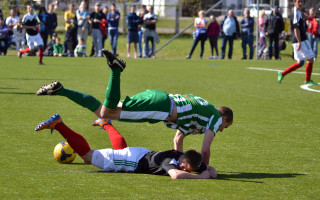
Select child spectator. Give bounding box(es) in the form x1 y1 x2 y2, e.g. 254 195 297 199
74 38 87 57
44 32 57 56
207 15 220 59
53 37 63 57
12 19 26 56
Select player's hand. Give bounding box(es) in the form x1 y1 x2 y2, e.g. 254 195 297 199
207 166 218 179
297 42 301 51
82 26 85 31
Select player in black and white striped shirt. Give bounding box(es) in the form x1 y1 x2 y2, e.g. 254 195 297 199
19 5 44 65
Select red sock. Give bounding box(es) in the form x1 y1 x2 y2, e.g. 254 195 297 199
282 62 302 77
306 62 313 82
39 48 44 63
20 48 30 54
103 124 127 150
55 122 91 156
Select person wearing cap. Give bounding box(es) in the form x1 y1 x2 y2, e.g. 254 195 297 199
90 2 104 57
264 5 284 60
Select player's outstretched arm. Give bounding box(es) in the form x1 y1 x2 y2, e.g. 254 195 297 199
168 169 211 179
201 129 215 165
173 130 185 152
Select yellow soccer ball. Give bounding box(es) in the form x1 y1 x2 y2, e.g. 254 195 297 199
53 141 76 164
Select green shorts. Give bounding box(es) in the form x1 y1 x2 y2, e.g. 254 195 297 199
120 90 171 123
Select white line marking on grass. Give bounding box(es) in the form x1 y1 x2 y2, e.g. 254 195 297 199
247 67 320 76
300 84 320 93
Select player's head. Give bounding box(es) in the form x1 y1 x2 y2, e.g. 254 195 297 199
179 150 202 172
218 106 233 132
26 5 33 14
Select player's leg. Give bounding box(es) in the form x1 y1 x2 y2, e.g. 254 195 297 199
92 119 127 150
36 80 103 115
35 34 44 64
35 114 92 163
19 34 32 57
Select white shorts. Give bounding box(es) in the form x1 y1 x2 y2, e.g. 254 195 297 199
26 33 43 50
91 147 151 172
292 40 315 61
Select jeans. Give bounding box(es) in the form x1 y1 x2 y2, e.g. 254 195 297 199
188 33 207 58
241 34 254 59
307 32 319 58
0 39 8 55
313 36 319 58
92 28 102 57
138 29 145 57
108 29 119 55
268 33 279 59
221 35 234 59
258 37 267 58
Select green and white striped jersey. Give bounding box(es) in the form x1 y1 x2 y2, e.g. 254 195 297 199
164 94 222 136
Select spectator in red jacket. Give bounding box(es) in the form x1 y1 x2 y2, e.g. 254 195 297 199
207 15 220 59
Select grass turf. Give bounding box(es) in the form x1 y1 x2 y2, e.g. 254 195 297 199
1 38 320 199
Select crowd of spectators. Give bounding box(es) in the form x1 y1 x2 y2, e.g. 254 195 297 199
187 6 320 60
0 4 319 60
0 3 158 58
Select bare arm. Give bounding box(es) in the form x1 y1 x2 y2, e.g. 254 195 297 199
173 130 185 152
201 129 215 165
294 28 301 51
168 169 211 179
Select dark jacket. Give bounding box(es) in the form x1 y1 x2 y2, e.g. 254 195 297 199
265 12 284 35
220 16 240 39
126 12 140 31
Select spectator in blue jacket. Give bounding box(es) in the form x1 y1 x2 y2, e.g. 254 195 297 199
220 9 240 59
0 16 9 55
38 7 49 49
126 6 140 58
240 9 254 59
107 3 120 56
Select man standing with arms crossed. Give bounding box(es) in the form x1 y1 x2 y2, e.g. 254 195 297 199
278 0 317 85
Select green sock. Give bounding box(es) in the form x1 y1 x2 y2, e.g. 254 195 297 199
103 68 121 109
56 88 101 112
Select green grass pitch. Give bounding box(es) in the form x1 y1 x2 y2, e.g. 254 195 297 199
0 36 320 199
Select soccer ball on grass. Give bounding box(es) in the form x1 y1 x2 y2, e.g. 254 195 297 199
53 141 76 164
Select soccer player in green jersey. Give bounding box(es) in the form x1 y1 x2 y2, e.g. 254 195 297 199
36 49 233 165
